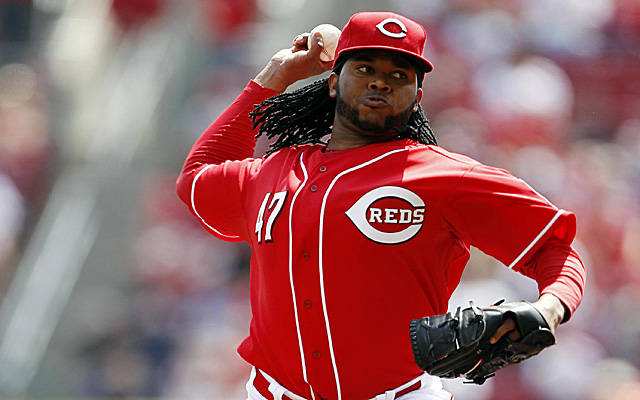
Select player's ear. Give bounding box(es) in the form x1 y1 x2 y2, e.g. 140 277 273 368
413 88 423 112
328 72 338 98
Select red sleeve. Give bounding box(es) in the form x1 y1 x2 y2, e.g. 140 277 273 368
519 238 586 320
443 163 585 317
176 80 279 240
444 163 576 268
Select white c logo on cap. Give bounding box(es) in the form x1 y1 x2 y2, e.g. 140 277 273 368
376 18 408 39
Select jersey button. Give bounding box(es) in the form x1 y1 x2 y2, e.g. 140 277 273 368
310 184 318 192
304 300 312 308
303 252 310 260
313 350 321 359
319 166 327 172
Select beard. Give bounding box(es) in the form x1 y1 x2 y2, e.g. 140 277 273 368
335 89 416 136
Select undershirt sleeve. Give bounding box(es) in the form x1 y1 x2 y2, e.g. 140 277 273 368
176 80 279 241
520 238 585 320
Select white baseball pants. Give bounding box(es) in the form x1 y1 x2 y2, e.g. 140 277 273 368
245 367 453 400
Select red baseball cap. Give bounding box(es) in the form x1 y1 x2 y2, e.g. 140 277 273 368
333 11 434 74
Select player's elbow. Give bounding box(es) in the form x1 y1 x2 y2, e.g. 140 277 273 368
175 172 193 207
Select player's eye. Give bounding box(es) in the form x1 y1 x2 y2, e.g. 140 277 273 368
390 71 408 79
356 65 374 74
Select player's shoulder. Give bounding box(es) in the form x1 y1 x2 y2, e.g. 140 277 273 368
260 144 324 164
405 140 481 168
406 142 531 186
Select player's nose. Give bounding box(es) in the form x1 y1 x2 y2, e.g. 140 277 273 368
368 74 391 92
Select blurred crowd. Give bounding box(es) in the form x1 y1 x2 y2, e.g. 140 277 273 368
0 0 55 299
1 0 640 399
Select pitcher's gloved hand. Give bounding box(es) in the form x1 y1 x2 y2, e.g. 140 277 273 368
409 300 556 384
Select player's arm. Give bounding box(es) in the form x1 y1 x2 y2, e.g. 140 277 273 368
176 31 332 206
175 31 333 239
443 163 586 340
491 239 584 343
175 80 275 209
254 31 334 92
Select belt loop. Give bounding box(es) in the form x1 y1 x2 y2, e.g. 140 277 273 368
420 372 429 388
269 381 287 400
374 390 395 400
246 367 257 395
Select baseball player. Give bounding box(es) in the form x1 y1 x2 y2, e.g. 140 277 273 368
176 11 586 400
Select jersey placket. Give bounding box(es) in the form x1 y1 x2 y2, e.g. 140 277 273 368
291 147 413 400
289 151 340 400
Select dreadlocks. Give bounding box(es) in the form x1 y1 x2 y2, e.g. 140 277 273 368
250 79 335 155
250 75 438 156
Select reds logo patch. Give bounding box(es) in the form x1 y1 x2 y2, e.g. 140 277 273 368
345 186 425 244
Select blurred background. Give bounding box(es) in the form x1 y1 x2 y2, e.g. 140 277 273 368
0 0 638 399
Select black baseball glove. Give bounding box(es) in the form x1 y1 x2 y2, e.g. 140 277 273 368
409 300 555 384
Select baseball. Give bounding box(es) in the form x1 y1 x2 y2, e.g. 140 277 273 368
308 24 341 62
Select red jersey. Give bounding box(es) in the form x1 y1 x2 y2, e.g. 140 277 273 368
176 81 586 400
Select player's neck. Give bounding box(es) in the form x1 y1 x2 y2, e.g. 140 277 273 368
327 120 399 150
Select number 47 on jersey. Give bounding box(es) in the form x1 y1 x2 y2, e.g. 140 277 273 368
255 191 288 243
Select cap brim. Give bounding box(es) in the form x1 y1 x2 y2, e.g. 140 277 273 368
335 46 434 74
